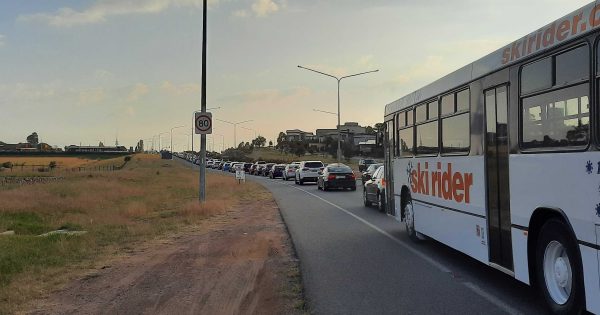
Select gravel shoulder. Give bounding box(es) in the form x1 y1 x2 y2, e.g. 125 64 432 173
26 194 304 315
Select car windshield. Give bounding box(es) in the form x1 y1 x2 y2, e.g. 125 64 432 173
328 166 352 173
367 164 382 173
305 162 323 168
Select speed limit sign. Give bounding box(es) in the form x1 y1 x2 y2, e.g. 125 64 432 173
194 112 212 134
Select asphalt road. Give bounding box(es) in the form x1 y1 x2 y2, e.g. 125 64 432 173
184 160 549 314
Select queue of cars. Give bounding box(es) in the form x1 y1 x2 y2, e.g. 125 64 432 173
174 153 385 211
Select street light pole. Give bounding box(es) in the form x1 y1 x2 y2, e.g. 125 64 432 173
170 125 185 157
213 133 225 152
298 65 378 162
240 126 257 141
215 118 253 148
158 132 169 152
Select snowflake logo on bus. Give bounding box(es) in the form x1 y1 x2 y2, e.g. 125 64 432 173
586 161 594 174
406 161 413 184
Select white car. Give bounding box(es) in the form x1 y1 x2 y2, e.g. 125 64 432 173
295 161 324 185
283 164 299 181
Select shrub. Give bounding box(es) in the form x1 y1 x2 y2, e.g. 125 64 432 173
48 161 57 169
2 162 13 169
124 156 132 162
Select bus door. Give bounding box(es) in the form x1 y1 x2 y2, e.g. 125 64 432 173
384 119 395 215
484 85 513 270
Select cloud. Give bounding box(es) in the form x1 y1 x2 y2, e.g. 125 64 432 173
79 88 106 105
358 55 373 68
127 83 149 101
94 69 114 81
161 81 200 95
18 0 219 27
126 106 136 117
232 10 249 18
251 0 279 17
0 34 5 46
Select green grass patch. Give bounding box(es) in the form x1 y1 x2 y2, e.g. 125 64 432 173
0 212 51 235
0 234 91 286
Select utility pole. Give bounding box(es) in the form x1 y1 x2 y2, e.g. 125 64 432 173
199 0 207 203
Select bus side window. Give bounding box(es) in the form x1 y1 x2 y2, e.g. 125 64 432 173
520 44 589 150
398 110 414 157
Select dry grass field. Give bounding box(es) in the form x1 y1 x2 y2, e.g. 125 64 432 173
0 155 129 176
0 154 266 313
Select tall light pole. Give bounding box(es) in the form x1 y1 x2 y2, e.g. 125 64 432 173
215 118 253 148
240 126 257 141
184 134 191 151
170 125 185 156
298 65 378 162
199 0 208 203
213 133 225 152
144 138 153 152
158 132 169 152
192 107 220 155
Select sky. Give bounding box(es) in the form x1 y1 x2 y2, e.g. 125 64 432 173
0 0 592 151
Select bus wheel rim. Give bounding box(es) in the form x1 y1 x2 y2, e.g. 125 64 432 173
405 202 414 234
543 240 572 305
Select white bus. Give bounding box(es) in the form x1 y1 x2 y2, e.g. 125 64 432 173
384 2 600 314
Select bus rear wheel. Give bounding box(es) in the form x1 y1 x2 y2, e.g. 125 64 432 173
404 196 418 240
535 219 583 315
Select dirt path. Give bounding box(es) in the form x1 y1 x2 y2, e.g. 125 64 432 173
26 198 303 315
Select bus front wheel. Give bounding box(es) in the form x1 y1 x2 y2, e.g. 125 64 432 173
535 219 584 315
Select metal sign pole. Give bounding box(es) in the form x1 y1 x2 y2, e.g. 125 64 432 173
199 0 207 203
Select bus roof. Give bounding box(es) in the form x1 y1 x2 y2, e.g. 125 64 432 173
385 1 599 116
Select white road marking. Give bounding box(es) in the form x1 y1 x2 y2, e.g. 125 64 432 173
280 181 521 315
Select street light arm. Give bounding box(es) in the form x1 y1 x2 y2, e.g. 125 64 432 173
340 69 379 81
235 119 253 126
313 108 337 116
297 65 339 80
215 118 234 125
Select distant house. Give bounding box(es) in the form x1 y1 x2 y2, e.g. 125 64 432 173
358 139 377 154
0 142 53 152
64 145 128 153
285 129 314 142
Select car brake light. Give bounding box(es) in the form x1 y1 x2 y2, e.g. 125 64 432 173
328 175 336 181
381 178 386 187
349 174 356 180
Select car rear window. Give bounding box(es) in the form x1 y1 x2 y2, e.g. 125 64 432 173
363 159 374 164
305 162 323 168
328 166 352 173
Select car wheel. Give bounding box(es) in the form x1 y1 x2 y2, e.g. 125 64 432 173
299 178 304 185
351 186 356 191
363 189 371 206
377 192 385 212
323 182 328 191
536 219 584 315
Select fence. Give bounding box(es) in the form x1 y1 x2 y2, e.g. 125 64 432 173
1 164 119 173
